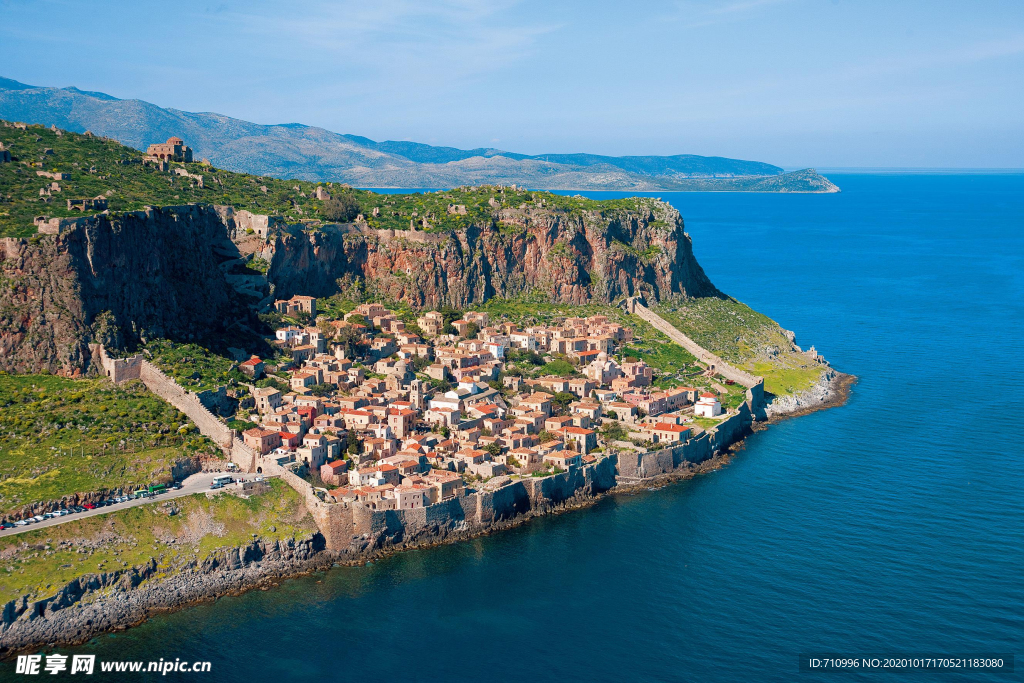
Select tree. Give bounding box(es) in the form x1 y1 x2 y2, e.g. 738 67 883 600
538 429 555 443
484 443 502 458
308 382 334 397
335 324 362 358
551 391 575 412
323 191 360 222
466 322 480 339
346 430 361 454
601 421 628 442
317 316 336 338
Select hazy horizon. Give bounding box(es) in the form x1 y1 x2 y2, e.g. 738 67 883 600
2 0 1021 169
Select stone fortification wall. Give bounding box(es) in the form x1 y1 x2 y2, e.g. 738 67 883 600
93 345 233 447
628 300 766 415
137 363 233 446
247 403 748 555
616 404 752 479
90 344 144 383
629 300 763 388
90 345 752 559
334 223 442 245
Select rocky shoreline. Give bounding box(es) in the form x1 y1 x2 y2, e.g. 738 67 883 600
0 536 329 654
763 368 856 421
0 453 738 655
0 378 853 656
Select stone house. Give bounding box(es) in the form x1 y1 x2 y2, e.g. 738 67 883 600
650 423 690 444
320 459 349 486
543 451 583 469
253 387 282 414
243 428 282 455
146 136 194 162
239 356 265 379
562 426 596 454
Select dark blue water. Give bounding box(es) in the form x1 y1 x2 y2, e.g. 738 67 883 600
59 175 1024 681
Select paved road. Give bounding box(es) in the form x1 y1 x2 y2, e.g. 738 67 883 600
0 472 238 539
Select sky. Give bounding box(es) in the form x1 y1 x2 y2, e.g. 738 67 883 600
1 0 1022 168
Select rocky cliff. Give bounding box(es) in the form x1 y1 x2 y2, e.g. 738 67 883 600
262 199 720 307
0 206 255 374
0 198 718 373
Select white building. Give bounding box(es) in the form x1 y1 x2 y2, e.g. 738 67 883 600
694 392 722 418
509 332 538 351
276 326 302 343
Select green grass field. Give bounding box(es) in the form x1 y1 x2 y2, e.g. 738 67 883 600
0 374 217 514
0 478 314 602
652 298 823 397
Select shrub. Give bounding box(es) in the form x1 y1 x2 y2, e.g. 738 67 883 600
323 191 361 222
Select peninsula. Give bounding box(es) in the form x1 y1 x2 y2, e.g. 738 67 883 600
0 124 850 652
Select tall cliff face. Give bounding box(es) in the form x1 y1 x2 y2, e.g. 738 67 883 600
0 206 250 374
1 199 719 373
262 201 720 307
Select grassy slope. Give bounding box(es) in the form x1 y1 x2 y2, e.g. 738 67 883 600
0 121 660 238
143 339 248 393
651 298 823 397
0 374 217 514
0 479 314 602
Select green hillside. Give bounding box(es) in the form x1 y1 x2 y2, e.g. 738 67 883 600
0 121 656 238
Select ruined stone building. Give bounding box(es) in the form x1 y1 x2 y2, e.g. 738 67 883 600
146 136 194 163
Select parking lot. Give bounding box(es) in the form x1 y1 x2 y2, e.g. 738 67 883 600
0 472 238 538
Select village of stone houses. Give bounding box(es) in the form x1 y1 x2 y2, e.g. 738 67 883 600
236 296 738 511
0 124 780 595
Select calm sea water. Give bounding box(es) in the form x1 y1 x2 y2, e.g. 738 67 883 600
54 175 1024 681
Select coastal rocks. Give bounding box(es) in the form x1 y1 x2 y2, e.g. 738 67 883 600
0 535 327 653
764 368 853 419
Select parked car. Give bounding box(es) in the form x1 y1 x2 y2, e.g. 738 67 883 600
172 483 182 490
14 520 28 526
31 515 45 522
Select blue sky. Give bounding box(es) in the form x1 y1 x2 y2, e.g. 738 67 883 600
1 0 1022 167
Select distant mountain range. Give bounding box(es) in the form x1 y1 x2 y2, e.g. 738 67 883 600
0 77 838 192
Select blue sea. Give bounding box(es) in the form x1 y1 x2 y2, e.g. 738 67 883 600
52 174 1024 681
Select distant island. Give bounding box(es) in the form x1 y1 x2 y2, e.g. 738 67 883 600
0 77 839 193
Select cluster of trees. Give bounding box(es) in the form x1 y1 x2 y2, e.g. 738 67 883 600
323 190 361 222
